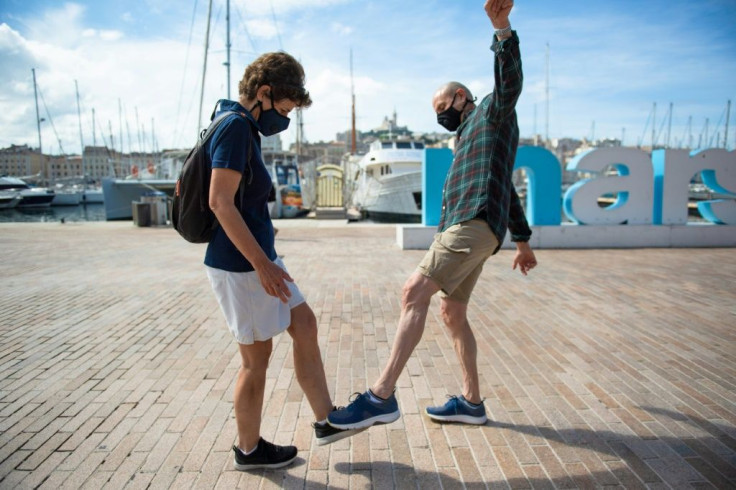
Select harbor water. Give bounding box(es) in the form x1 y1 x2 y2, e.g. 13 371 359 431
0 204 106 223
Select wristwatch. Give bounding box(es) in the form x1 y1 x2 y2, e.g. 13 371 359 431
495 25 512 39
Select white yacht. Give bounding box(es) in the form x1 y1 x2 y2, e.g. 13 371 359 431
350 139 425 222
0 190 21 209
0 177 55 208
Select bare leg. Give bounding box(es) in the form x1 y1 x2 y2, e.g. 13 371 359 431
440 297 481 404
371 272 440 399
235 340 273 452
287 302 332 421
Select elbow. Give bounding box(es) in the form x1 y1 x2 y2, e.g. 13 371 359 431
208 195 228 216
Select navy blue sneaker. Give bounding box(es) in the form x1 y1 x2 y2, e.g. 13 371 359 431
327 391 400 430
426 395 488 424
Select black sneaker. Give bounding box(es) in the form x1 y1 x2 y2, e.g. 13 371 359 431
313 420 365 446
232 438 297 470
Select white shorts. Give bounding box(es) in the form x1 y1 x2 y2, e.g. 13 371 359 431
205 257 306 345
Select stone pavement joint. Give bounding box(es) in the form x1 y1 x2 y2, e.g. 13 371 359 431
0 222 734 488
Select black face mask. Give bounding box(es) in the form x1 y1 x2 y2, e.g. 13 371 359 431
436 93 472 132
252 89 290 136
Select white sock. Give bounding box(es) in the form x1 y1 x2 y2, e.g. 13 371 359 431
317 418 327 425
242 443 258 455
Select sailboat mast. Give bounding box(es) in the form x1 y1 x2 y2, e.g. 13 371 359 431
135 106 142 152
75 81 85 154
198 0 214 134
350 48 356 155
651 103 656 148
226 0 231 99
118 99 124 154
724 100 731 149
545 43 549 146
666 102 673 148
32 68 45 183
75 81 86 186
32 68 43 155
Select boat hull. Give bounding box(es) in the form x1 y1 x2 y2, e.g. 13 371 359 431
52 192 82 206
0 191 20 209
102 178 175 220
82 189 104 204
18 189 55 208
352 171 422 223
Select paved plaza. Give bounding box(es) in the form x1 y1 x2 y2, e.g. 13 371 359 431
0 221 734 489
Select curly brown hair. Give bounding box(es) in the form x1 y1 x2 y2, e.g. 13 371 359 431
238 52 312 108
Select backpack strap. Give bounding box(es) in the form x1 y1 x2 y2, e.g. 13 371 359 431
201 109 254 212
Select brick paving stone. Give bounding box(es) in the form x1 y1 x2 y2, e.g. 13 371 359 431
0 223 734 488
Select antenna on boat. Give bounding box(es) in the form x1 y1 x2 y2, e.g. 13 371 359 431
350 48 357 155
198 0 214 134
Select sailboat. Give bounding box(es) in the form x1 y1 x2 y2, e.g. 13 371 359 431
102 0 306 220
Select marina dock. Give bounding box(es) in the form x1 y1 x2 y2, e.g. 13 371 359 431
0 221 734 488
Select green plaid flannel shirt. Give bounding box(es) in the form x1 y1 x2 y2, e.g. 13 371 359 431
438 31 532 252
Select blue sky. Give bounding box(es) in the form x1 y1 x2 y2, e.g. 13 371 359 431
1 0 735 154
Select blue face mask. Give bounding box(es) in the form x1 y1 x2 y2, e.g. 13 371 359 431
252 89 290 136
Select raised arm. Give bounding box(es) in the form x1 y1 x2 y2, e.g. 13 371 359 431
484 0 522 121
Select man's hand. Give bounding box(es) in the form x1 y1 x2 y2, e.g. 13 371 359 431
484 0 513 29
512 242 537 276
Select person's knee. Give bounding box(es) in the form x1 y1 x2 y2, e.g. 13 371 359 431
290 307 318 345
240 343 272 375
440 301 467 332
401 276 433 310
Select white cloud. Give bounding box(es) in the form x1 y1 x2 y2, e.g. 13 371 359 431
99 30 124 41
1 0 734 153
330 22 353 36
236 0 354 17
246 19 279 40
21 3 87 48
0 20 199 153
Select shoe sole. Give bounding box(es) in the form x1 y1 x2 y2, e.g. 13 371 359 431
315 427 367 446
233 455 297 471
328 410 400 430
425 411 488 425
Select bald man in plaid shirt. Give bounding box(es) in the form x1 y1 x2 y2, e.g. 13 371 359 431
329 0 538 431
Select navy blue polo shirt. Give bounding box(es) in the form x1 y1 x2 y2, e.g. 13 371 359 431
204 99 276 272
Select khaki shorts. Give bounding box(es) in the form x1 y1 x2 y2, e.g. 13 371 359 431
417 219 499 303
